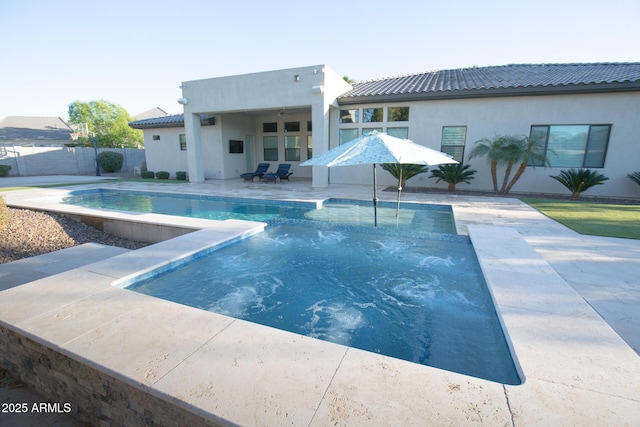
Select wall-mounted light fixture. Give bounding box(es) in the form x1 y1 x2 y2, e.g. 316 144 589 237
311 85 324 94
294 74 300 82
177 97 189 105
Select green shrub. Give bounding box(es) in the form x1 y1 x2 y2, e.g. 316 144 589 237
140 171 155 179
429 163 476 191
176 171 187 181
97 151 124 173
549 168 609 200
628 171 640 186
380 164 429 188
0 164 11 177
155 171 170 180
0 196 7 230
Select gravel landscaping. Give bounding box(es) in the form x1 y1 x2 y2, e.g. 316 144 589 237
0 207 149 264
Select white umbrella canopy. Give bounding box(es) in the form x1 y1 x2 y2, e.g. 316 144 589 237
300 131 457 167
301 131 458 226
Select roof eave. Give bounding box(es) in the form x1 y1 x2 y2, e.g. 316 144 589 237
128 122 185 129
337 82 640 105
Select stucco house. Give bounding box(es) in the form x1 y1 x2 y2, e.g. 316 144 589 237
129 63 640 198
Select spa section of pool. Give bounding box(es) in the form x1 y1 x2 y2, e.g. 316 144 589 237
119 220 521 385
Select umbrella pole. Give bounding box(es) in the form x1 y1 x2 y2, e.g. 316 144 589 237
373 164 378 226
396 168 402 217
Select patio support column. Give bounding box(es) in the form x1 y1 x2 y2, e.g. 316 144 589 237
311 102 329 188
184 113 205 183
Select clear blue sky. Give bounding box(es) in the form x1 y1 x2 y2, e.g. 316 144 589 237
1 0 638 120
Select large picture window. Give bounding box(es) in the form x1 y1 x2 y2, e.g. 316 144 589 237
263 136 278 161
440 126 467 162
530 125 611 168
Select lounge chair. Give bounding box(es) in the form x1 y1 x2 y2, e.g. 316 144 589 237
262 164 293 183
241 163 270 182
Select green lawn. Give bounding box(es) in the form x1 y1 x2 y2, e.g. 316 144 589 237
520 198 640 240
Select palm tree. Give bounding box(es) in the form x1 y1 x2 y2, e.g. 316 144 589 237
549 168 609 200
502 136 550 195
467 135 521 193
381 164 429 189
628 171 640 186
429 164 476 191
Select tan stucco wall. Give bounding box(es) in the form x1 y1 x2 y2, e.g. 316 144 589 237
329 92 640 198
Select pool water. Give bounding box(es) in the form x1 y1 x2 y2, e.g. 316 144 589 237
61 189 456 232
126 220 521 385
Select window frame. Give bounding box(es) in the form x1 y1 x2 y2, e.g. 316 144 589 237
284 135 301 161
440 126 467 163
263 135 279 161
529 124 611 168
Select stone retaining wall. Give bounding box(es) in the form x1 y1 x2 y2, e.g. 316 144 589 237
0 326 225 426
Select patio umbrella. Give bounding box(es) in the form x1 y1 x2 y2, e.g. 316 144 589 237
300 131 457 226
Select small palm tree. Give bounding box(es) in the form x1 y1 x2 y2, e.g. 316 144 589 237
502 136 550 195
429 164 476 191
381 164 429 188
628 171 640 186
467 135 521 193
549 168 609 200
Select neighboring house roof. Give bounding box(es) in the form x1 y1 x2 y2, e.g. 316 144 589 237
338 63 640 104
0 116 73 145
133 107 169 120
129 114 215 129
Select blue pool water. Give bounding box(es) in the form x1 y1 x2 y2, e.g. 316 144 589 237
64 188 519 384
61 189 456 232
125 220 520 385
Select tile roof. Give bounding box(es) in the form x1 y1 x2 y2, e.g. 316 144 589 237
0 116 73 142
338 63 640 103
129 113 215 129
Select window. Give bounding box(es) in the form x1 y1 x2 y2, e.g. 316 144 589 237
362 108 383 123
529 125 611 168
387 127 408 139
263 122 278 132
339 109 359 124
339 129 358 145
307 135 313 159
388 107 409 122
362 127 383 135
441 126 467 162
152 135 160 141
307 121 313 132
285 135 301 161
263 136 278 161
179 134 187 151
284 121 300 132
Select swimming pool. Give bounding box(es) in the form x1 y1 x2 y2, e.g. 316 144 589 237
61 189 456 232
121 219 520 385
65 188 519 384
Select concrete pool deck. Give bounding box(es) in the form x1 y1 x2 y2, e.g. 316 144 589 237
1 176 639 425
